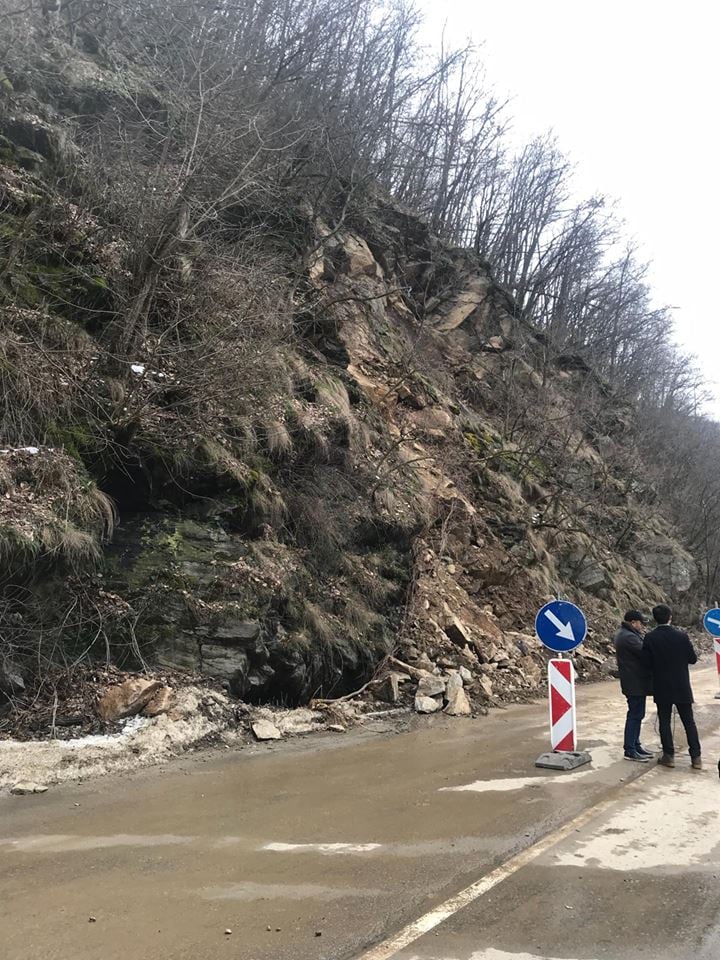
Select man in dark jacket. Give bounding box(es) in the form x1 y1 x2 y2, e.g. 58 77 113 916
642 603 701 769
613 610 653 761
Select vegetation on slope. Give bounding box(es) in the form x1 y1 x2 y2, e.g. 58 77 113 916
0 0 715 715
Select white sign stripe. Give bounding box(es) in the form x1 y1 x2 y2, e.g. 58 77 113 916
548 665 573 705
550 709 575 748
548 658 576 751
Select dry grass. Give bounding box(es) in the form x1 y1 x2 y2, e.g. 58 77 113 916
259 419 294 459
301 600 336 644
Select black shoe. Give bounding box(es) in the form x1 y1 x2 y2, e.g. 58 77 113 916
691 757 702 770
717 759 720 779
636 746 654 759
624 751 650 762
658 754 675 768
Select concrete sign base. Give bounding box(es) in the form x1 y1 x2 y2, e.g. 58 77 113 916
535 750 592 771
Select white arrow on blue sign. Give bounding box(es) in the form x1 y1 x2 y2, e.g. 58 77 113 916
703 608 720 637
535 600 587 653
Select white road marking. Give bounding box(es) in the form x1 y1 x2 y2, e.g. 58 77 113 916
462 952 590 960
201 881 384 901
0 834 194 852
355 787 640 960
262 841 382 854
441 777 553 793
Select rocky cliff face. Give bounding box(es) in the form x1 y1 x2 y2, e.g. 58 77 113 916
0 44 698 712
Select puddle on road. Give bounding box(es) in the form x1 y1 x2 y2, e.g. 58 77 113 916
440 741 619 793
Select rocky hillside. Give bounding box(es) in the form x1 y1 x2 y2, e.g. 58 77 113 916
0 32 698 721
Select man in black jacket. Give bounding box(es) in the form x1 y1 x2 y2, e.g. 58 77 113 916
642 603 701 769
613 610 653 761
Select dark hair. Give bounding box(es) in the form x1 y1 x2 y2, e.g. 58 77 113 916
653 604 672 625
624 610 645 623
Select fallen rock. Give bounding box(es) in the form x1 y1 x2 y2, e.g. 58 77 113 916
415 653 435 673
474 610 505 642
577 647 604 664
141 685 174 717
516 656 542 685
445 671 463 696
417 675 446 698
444 616 472 647
478 675 494 698
11 782 48 795
459 644 479 665
341 233 383 278
97 678 163 722
388 657 430 682
415 695 442 714
328 724 346 733
373 673 400 704
407 406 454 439
251 720 282 741
459 666 473 683
444 685 472 717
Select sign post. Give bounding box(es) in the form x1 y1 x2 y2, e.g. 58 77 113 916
548 657 577 751
702 608 720 699
535 599 591 770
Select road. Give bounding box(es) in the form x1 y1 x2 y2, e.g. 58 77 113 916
1 666 719 960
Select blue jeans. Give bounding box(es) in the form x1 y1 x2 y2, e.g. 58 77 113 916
623 695 646 753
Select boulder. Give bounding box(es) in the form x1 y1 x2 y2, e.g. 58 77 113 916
516 656 542 685
388 657 431 682
415 653 435 673
574 559 612 594
417 675 446 698
459 645 479 666
341 234 383 278
97 678 163 722
577 647 604 665
444 685 472 717
407 407 454 439
480 335 506 353
251 720 282 741
141 686 174 717
11 782 48 795
445 617 472 647
478 675 494 699
474 610 504 642
459 666 473 683
632 535 697 595
373 673 401 704
474 641 500 664
415 695 442 714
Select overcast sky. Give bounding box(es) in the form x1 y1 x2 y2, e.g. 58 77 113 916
420 0 719 416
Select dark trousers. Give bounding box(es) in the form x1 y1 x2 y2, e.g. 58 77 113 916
623 695 646 753
656 702 701 758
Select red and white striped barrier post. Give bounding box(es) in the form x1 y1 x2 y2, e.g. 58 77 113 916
548 657 576 752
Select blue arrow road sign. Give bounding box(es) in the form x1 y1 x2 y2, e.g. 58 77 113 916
535 600 587 653
703 608 720 637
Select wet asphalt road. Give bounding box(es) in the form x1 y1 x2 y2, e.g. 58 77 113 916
1 667 720 960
